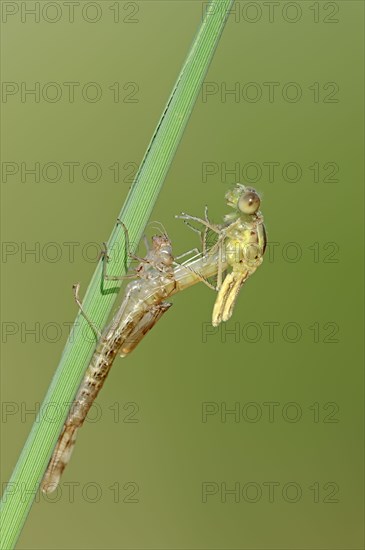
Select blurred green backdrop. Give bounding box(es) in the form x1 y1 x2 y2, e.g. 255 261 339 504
1 1 363 549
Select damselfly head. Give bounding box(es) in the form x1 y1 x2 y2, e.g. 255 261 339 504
238 188 261 215
225 184 261 215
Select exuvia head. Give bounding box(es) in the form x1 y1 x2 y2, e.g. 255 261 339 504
225 183 261 215
151 234 174 266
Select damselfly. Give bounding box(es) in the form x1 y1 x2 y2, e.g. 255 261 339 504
177 183 267 325
41 184 266 493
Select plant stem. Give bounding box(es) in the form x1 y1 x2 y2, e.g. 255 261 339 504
0 1 233 547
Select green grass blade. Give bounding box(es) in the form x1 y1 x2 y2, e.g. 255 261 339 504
0 1 233 547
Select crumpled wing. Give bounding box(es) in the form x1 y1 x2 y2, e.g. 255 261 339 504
212 270 252 327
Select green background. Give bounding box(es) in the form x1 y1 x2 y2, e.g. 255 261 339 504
1 1 363 548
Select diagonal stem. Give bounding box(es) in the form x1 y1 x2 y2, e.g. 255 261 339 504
0 1 234 548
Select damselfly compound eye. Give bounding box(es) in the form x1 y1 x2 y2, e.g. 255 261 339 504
238 190 260 214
